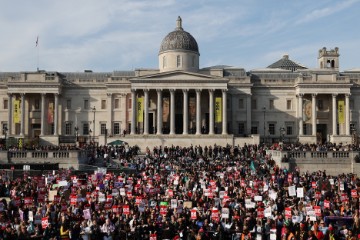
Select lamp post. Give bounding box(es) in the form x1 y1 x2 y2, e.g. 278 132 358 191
92 106 96 144
262 106 266 144
280 127 286 143
74 126 78 142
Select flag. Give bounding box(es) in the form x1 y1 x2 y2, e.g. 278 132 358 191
36 36 39 47
215 97 222 123
250 161 256 171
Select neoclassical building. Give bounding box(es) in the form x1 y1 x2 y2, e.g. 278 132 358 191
1 17 360 148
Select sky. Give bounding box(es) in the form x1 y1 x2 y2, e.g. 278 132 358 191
0 0 359 72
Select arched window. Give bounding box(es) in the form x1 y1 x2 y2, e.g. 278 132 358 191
177 55 181 68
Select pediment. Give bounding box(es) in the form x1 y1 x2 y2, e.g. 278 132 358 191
130 70 228 83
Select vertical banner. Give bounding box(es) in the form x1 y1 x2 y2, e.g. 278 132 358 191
189 97 196 122
162 97 169 123
215 97 222 123
303 99 312 123
137 97 143 123
13 99 20 124
338 100 345 124
48 102 54 124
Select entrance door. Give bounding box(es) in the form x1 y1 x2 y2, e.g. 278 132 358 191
316 124 327 144
175 114 183 134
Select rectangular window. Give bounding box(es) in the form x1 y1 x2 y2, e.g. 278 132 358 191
287 100 292 110
238 122 245 135
251 126 258 134
268 123 275 135
128 98 132 109
84 99 89 110
101 100 106 109
317 99 323 110
3 99 8 110
34 99 40 110
65 122 72 135
83 123 90 135
238 99 244 109
286 126 293 135
269 100 274 110
100 123 106 135
2 123 8 134
114 99 120 109
251 99 257 110
66 99 71 110
113 122 120 135
177 55 181 67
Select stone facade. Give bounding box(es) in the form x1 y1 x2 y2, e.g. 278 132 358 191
0 17 360 148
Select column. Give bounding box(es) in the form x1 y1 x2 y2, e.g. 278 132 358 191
312 94 317 136
7 93 12 135
196 89 201 135
54 93 59 135
208 89 214 135
332 94 337 136
20 93 26 136
131 90 136 135
143 89 149 135
298 94 304 135
183 89 189 135
156 89 163 135
345 94 350 135
170 89 175 135
40 93 45 136
107 93 112 135
222 89 228 135
246 95 251 135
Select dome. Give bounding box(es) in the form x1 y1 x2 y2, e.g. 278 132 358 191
159 16 199 54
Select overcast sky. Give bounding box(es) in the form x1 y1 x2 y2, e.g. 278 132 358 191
0 0 359 72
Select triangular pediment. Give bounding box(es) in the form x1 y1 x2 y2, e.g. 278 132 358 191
130 70 228 83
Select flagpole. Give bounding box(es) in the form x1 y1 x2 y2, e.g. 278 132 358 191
36 36 39 71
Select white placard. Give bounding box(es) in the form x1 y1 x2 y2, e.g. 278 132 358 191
329 179 334 185
221 208 229 219
254 196 262 202
340 183 344 191
264 207 272 218
288 185 296 197
171 199 177 209
58 180 68 187
297 187 304 198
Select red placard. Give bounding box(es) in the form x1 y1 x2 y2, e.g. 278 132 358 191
150 233 157 240
246 188 252 196
241 179 246 187
24 197 33 206
257 208 264 218
287 174 293 183
41 217 49 229
341 193 348 202
104 201 112 209
127 191 132 198
315 192 321 199
191 209 197 220
324 200 330 209
135 196 142 205
211 208 219 221
168 189 174 197
123 205 130 215
312 181 317 189
70 195 77 205
61 204 67 212
314 206 321 216
351 189 358 198
14 197 21 207
160 206 167 215
112 205 120 213
285 207 292 219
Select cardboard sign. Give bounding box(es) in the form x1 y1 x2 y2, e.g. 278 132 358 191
351 189 358 198
314 206 321 217
324 200 330 209
288 185 296 197
211 208 219 221
191 209 197 220
297 187 304 198
171 199 177 209
183 201 192 209
123 205 130 215
221 208 229 219
83 209 91 219
285 207 292 219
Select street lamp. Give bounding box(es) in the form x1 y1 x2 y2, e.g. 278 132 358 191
74 126 79 142
3 126 8 150
262 106 266 144
92 106 96 143
280 127 286 143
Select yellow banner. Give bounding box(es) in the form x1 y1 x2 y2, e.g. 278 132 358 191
137 97 144 123
215 97 222 123
338 100 345 124
13 99 20 124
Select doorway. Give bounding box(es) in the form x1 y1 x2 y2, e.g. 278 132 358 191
175 114 183 134
316 124 327 144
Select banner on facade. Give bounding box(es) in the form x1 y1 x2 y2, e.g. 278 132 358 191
189 97 196 122
137 97 143 123
338 100 345 124
303 99 312 123
48 102 54 124
162 97 169 123
13 99 20 124
215 97 222 123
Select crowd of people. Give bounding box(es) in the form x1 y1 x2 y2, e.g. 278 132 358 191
0 143 359 239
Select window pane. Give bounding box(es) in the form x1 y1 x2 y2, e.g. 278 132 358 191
114 123 120 135
83 123 89 135
3 99 8 109
101 100 106 109
101 124 106 134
